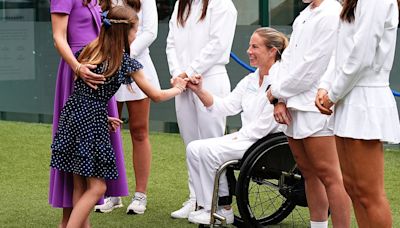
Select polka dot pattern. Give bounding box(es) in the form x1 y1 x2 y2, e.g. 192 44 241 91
50 52 143 180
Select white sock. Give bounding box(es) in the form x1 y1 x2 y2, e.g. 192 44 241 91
310 220 328 228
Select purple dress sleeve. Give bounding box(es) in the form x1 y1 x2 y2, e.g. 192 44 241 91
50 0 73 14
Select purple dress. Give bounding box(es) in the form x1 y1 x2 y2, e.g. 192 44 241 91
49 0 129 208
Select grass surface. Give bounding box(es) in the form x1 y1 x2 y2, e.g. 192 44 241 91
0 120 399 227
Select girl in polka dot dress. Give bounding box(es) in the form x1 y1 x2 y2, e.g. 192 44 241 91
50 6 187 227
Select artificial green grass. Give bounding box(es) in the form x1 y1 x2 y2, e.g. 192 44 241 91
0 120 399 227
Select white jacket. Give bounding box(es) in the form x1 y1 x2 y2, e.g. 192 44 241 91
206 68 283 140
166 0 237 78
320 0 399 102
271 0 341 112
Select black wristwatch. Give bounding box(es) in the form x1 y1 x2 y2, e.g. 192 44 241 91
266 85 279 106
271 98 279 106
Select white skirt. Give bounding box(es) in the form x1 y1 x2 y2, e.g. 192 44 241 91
114 53 161 101
331 86 400 144
284 110 333 139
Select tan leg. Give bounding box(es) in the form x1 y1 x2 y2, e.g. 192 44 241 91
288 137 329 222
126 99 151 194
59 208 72 228
302 136 350 228
66 176 106 228
337 137 392 228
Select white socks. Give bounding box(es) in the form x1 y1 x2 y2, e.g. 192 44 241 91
310 221 328 228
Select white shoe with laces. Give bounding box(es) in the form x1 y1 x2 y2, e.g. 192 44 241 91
94 197 123 213
170 199 196 219
126 192 147 215
188 207 234 225
188 208 205 221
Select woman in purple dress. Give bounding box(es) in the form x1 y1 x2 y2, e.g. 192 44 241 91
49 0 129 227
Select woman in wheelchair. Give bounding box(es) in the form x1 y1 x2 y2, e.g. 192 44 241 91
183 27 288 225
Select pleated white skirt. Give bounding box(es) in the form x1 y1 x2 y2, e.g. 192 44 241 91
331 86 400 144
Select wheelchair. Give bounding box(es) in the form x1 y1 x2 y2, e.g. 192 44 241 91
205 132 309 227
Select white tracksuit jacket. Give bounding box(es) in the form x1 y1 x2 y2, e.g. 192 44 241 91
271 0 341 112
320 0 399 102
186 69 283 210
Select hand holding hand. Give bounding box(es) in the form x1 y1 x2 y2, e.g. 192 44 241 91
171 76 188 93
75 63 106 90
274 102 291 125
315 89 333 115
186 75 203 93
107 117 123 132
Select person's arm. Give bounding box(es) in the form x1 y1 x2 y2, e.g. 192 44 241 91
184 0 237 76
165 1 183 78
51 14 105 89
271 13 339 99
238 101 281 141
328 0 389 102
130 70 186 102
188 75 247 117
130 0 158 58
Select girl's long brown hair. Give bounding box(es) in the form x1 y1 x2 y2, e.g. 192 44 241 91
101 0 141 12
177 0 209 27
77 6 138 77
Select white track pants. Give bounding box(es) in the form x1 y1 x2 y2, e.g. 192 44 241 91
186 133 256 210
175 73 230 200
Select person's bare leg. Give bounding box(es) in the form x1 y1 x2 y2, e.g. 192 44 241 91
339 138 392 228
66 177 106 228
288 138 329 222
59 208 72 228
335 137 369 228
126 99 151 194
303 136 350 228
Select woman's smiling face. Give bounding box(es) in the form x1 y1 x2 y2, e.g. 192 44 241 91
247 33 273 68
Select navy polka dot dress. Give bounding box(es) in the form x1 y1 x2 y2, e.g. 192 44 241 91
50 51 143 180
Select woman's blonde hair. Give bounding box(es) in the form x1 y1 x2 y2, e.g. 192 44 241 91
254 27 288 61
77 6 138 77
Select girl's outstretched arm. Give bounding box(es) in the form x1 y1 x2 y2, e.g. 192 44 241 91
130 70 187 102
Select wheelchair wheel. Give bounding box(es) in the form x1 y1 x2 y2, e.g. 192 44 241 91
236 133 305 227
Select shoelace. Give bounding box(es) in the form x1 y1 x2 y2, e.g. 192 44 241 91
132 195 146 205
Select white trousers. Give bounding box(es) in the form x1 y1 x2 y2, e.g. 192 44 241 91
186 133 256 210
175 73 230 200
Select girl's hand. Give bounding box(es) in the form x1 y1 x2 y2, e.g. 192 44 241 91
274 102 291 125
170 77 188 93
186 75 203 93
315 89 333 115
75 63 106 90
107 117 123 132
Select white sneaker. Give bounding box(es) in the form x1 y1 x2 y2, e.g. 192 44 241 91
94 197 123 213
188 207 234 225
188 208 205 221
170 199 196 219
126 192 147 215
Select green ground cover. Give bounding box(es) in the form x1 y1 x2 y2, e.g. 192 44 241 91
0 121 398 227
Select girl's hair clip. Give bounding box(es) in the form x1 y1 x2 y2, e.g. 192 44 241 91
101 11 112 29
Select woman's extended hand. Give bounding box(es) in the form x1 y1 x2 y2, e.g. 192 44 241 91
186 75 202 93
274 102 291 125
75 63 106 90
315 89 333 115
107 117 123 132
